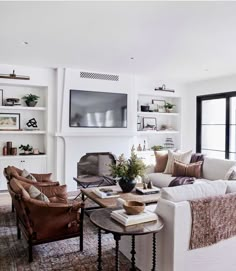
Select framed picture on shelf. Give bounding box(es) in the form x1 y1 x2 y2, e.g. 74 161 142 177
152 99 166 113
0 89 3 106
0 113 20 130
143 117 157 130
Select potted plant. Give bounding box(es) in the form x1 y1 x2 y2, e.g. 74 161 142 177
19 144 33 154
164 102 175 113
151 145 164 151
109 150 146 193
22 94 40 107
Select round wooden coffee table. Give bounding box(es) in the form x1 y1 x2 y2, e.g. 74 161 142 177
90 208 164 271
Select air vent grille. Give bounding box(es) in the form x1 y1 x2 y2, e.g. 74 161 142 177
80 71 119 81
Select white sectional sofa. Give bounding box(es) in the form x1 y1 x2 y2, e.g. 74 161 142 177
119 157 236 271
148 156 236 187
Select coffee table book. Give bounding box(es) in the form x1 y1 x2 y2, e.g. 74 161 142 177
93 188 120 199
136 186 160 195
111 209 157 226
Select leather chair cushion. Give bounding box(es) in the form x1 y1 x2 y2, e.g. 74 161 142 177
31 173 52 181
40 185 68 203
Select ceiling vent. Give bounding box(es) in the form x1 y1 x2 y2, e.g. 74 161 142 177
80 71 119 81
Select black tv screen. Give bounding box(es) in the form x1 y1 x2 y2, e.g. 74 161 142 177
69 90 128 128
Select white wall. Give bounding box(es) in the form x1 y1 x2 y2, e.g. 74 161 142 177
181 74 236 151
55 68 136 191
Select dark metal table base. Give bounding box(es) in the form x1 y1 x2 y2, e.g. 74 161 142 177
97 230 158 271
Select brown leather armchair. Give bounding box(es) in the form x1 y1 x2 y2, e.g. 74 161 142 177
8 178 84 262
4 166 59 212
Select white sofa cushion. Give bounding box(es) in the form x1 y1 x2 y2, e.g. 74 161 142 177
160 180 227 202
148 173 175 188
202 157 236 180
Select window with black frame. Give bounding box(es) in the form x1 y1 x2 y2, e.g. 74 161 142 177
196 92 236 160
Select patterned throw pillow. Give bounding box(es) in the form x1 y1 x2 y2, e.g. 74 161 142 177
164 150 192 174
224 165 236 180
28 185 50 202
172 161 203 178
21 169 37 182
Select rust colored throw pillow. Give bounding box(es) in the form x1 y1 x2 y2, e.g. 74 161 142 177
154 151 168 172
172 161 203 178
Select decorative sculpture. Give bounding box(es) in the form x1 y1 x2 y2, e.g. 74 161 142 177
26 118 38 129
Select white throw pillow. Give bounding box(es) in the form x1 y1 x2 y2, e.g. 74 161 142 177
28 185 50 202
164 150 192 174
161 180 227 202
224 165 236 180
21 169 37 182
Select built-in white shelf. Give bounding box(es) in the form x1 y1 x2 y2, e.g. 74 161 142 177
55 131 135 137
138 92 180 98
136 130 179 135
0 154 47 160
0 130 46 135
0 106 46 111
137 111 179 116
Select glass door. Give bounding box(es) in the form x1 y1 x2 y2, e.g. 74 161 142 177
196 92 236 159
201 98 226 158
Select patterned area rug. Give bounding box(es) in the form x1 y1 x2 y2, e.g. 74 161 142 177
0 205 132 271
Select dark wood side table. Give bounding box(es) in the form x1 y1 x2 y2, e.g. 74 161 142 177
90 208 164 271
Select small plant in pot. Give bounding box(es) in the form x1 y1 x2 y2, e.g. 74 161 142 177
19 144 33 154
22 94 40 107
164 102 175 113
109 150 146 193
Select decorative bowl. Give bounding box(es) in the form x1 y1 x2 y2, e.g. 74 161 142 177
123 201 145 215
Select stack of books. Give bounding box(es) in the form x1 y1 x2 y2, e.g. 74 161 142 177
93 188 120 199
136 186 160 195
111 209 157 226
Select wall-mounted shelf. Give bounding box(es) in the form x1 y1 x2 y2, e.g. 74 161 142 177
136 130 179 135
0 130 46 135
0 154 47 160
137 111 179 116
0 106 46 111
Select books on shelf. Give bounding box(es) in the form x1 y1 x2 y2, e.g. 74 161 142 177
111 209 157 226
93 188 120 199
136 186 160 195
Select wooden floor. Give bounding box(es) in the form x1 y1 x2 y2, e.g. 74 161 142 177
0 192 11 206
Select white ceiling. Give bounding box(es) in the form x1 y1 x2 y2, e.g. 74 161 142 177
0 1 236 83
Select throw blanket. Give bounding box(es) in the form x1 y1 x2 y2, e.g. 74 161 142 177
168 177 195 187
189 193 236 249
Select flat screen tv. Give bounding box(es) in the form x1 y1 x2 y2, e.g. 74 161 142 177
69 90 128 128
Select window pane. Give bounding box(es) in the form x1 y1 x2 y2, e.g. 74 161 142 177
202 99 226 124
230 125 236 153
230 97 236 124
202 125 225 151
202 149 225 159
